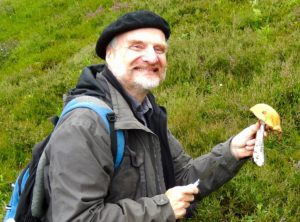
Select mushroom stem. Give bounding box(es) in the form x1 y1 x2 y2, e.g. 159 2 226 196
253 122 265 166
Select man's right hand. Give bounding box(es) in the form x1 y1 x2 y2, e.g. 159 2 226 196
165 184 199 219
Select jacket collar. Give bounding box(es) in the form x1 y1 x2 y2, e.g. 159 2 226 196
105 78 154 133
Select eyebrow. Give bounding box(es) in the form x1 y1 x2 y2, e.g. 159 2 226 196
127 40 168 48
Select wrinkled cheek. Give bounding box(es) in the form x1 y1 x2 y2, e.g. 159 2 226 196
112 60 129 78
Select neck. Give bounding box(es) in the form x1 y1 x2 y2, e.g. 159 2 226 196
121 82 149 103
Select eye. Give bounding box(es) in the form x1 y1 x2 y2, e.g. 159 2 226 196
129 44 144 51
154 46 166 54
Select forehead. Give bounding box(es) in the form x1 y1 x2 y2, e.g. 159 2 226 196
116 28 167 45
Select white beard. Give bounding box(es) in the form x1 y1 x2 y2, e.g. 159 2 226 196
133 72 165 90
113 68 166 91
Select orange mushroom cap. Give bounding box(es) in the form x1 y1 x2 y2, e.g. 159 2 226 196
250 103 282 132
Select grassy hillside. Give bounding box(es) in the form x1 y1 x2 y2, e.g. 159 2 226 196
0 0 299 221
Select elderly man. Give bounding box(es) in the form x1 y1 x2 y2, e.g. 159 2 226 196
42 10 259 221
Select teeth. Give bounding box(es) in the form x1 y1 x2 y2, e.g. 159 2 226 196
134 67 158 72
253 123 265 166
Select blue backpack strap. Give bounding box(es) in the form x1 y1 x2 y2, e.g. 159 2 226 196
114 130 124 168
59 99 125 168
4 168 30 221
17 167 30 196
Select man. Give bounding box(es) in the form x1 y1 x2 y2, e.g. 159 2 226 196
43 10 260 221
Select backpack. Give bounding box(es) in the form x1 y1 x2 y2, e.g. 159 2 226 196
4 96 125 222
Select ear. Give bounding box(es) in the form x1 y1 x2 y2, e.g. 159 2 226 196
105 46 113 63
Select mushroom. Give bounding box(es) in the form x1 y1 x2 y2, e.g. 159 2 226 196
250 103 282 166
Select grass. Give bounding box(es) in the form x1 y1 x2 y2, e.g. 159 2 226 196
0 0 299 221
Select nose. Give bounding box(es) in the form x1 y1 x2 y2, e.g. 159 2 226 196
142 47 158 64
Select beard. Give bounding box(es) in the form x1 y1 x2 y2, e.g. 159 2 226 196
133 69 166 90
112 66 167 91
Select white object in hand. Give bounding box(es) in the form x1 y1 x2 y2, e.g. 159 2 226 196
253 123 265 166
192 179 200 187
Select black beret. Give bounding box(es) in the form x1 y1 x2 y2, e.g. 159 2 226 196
95 10 171 59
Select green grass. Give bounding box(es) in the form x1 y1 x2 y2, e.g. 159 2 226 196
0 0 299 221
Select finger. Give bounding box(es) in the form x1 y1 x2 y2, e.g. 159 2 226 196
250 122 260 136
177 209 187 219
184 201 191 209
246 138 256 147
178 200 191 209
245 145 254 151
181 194 195 202
182 184 199 194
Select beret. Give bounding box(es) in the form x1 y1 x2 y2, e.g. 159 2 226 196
95 10 171 59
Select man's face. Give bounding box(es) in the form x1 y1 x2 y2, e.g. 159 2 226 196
106 28 168 91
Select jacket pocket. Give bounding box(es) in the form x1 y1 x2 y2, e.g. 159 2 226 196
107 145 144 202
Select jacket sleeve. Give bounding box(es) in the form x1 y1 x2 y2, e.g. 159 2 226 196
167 130 247 198
44 109 175 222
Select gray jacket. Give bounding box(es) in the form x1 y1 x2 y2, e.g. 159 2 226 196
42 69 245 222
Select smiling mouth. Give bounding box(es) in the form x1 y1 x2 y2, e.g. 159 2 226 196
134 67 159 73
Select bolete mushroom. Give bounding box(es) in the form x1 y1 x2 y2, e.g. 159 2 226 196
250 103 282 166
